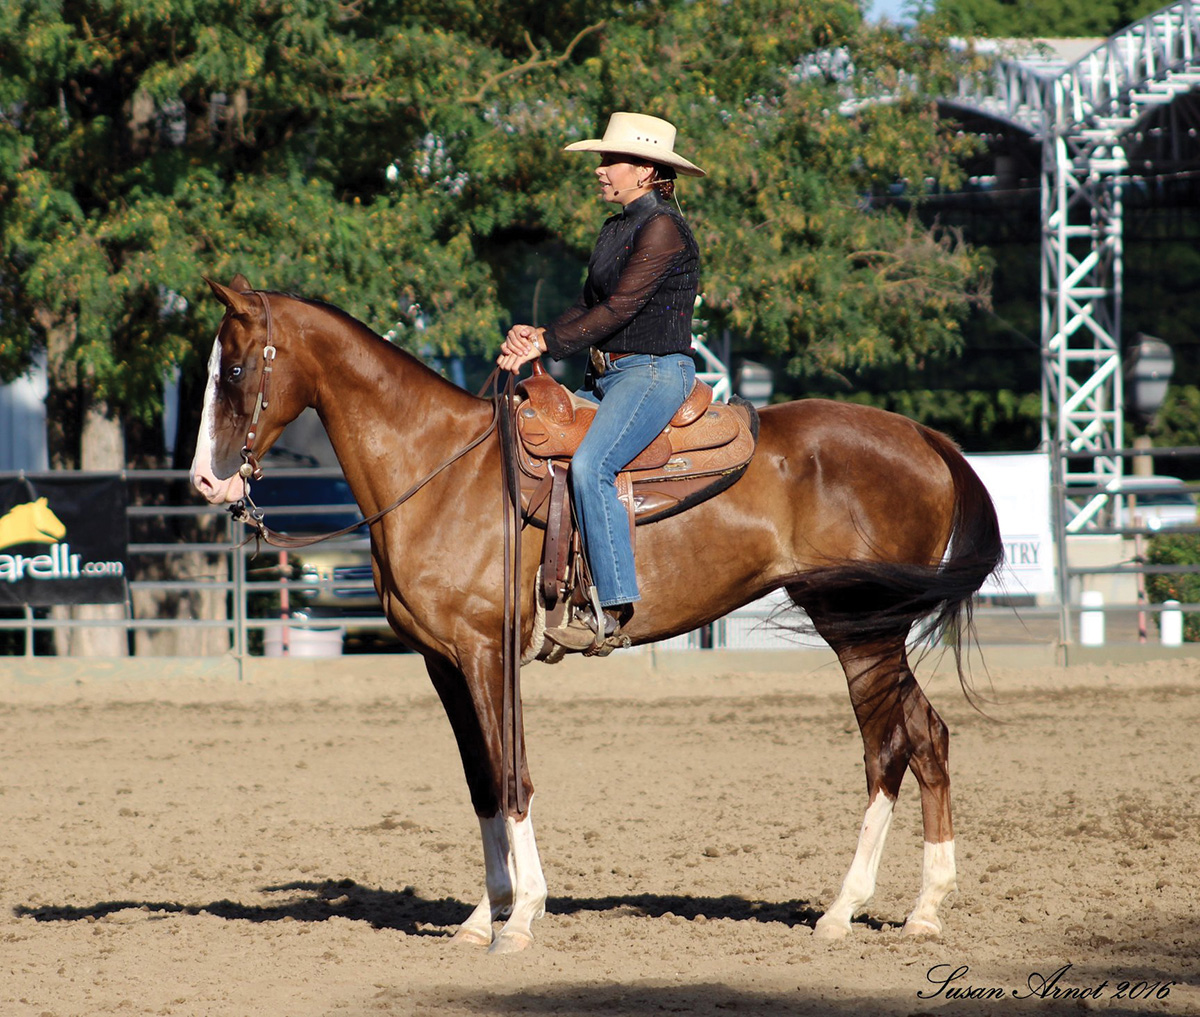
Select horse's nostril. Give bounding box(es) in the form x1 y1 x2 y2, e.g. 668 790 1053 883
191 472 216 500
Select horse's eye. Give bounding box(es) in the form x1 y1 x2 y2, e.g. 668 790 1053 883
226 364 244 383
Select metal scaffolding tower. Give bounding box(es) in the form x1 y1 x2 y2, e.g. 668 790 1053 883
947 2 1200 529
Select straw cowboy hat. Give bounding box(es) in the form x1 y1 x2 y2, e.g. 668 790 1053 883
563 112 706 178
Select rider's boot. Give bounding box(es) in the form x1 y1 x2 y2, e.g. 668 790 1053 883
543 588 629 652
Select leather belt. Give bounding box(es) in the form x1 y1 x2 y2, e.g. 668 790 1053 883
589 348 638 375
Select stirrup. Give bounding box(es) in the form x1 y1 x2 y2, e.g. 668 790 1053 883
543 587 626 653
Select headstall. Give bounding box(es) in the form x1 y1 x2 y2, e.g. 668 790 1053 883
238 290 277 482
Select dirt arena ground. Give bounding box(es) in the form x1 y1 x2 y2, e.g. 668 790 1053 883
0 649 1197 1016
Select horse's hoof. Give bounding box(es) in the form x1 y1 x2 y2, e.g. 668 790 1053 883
450 925 493 947
812 917 851 940
902 917 942 938
488 929 534 955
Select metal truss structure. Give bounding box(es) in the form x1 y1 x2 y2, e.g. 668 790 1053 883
945 2 1200 529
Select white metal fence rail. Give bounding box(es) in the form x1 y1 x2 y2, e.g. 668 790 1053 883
3 468 1199 656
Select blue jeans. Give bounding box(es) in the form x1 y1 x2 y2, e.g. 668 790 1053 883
571 352 696 607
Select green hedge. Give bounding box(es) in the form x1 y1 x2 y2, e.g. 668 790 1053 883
1145 533 1200 642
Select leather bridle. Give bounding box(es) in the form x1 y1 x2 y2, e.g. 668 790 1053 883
237 291 277 483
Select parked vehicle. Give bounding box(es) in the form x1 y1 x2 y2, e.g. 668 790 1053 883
1112 475 1198 530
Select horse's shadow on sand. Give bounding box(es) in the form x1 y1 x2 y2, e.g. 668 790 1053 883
15 878 879 935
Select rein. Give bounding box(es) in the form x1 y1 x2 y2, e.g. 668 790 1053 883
496 370 527 816
228 395 501 550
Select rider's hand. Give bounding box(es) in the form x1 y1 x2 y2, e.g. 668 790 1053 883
497 325 546 374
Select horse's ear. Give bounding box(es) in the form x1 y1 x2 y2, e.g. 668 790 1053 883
229 273 252 292
204 276 256 316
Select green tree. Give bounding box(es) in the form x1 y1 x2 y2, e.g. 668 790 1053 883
1145 533 1200 641
0 0 507 468
469 1 991 385
654 2 990 382
933 0 1168 38
1147 386 1200 458
1 0 990 471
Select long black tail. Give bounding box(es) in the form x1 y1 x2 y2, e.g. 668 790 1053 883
787 427 1003 690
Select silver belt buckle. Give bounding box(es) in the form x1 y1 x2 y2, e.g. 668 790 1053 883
589 347 607 376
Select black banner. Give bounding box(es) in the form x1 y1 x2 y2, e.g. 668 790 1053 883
0 476 128 606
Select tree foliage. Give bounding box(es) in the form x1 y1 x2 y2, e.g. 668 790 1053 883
1148 385 1200 452
932 0 1169 38
1146 533 1200 641
0 0 990 464
0 0 502 449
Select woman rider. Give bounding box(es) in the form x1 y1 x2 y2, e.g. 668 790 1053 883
497 112 705 649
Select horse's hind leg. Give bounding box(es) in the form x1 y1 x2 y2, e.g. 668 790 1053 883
813 638 955 939
897 676 956 937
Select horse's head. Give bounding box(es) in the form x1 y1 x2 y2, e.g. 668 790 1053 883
29 498 67 542
190 275 312 504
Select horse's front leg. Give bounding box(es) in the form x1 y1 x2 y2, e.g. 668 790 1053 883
425 654 547 952
452 802 547 953
451 813 514 946
488 802 548 954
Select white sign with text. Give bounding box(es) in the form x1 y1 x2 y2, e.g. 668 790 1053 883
966 452 1056 596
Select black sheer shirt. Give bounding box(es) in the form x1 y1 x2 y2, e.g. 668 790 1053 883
542 192 700 359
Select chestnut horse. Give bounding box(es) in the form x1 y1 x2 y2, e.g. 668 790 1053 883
191 278 1002 953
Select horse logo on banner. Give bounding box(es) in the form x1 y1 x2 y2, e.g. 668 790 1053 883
0 498 66 551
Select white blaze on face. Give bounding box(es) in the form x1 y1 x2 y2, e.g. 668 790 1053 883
190 338 246 504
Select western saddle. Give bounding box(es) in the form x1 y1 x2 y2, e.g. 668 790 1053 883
511 361 758 659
